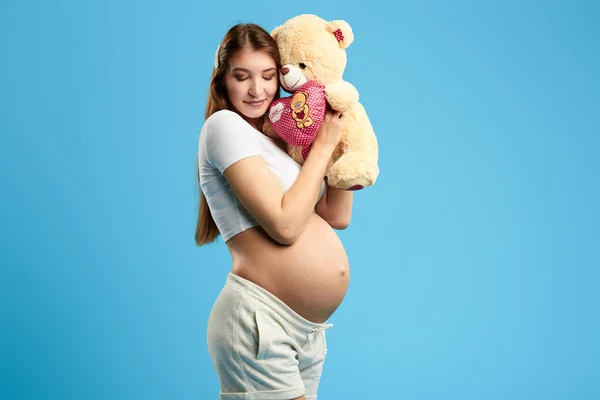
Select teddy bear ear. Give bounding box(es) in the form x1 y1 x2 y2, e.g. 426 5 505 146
271 25 281 41
326 20 354 49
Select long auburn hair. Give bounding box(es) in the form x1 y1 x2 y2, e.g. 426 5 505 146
195 23 281 246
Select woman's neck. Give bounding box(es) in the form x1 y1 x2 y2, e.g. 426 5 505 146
229 106 264 132
244 116 263 132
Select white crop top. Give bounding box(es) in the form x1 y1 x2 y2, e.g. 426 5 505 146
197 109 326 242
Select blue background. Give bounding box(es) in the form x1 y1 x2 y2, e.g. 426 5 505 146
1 0 599 399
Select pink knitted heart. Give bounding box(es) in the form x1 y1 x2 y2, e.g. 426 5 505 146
268 81 327 157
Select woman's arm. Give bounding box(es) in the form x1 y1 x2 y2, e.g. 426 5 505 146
224 143 335 245
315 184 353 230
222 111 346 245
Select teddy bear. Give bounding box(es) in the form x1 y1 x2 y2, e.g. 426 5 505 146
263 14 379 190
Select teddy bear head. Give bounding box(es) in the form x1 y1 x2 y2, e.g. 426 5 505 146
271 14 354 92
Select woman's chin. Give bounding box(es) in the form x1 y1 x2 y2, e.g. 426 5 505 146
240 105 268 119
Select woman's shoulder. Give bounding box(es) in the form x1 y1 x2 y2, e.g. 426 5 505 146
203 109 257 139
204 109 265 142
205 109 243 127
201 109 265 152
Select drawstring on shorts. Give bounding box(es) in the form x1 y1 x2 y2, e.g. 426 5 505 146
306 324 333 355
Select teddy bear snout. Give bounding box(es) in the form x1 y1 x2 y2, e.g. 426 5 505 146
280 67 290 75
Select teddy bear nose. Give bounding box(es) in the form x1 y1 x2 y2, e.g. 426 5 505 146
280 67 290 75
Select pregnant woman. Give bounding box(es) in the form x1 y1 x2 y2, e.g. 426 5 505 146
196 22 353 400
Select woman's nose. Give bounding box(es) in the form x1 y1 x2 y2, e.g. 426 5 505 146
249 79 261 95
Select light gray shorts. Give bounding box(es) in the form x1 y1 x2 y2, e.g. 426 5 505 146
207 273 333 400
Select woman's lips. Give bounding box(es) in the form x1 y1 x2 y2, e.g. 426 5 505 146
244 100 266 107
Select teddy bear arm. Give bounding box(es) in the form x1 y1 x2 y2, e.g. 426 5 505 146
325 81 359 112
262 118 280 140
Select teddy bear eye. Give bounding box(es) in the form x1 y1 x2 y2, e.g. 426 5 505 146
299 63 307 69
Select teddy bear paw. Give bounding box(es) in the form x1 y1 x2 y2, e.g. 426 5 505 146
326 151 378 190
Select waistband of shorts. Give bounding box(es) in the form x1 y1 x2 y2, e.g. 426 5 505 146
226 272 333 333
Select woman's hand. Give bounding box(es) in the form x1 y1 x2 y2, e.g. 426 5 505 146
313 109 346 151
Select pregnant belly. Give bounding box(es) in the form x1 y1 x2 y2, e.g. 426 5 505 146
227 213 350 323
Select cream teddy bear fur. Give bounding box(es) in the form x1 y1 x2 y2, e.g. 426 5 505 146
264 14 379 190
